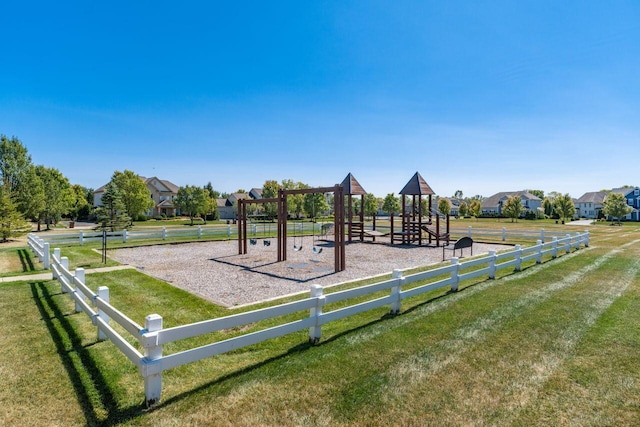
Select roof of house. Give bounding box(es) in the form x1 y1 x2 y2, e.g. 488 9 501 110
340 173 367 195
576 191 608 204
399 172 435 196
94 176 179 194
481 191 542 208
250 188 263 198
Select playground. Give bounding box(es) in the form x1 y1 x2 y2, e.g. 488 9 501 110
111 171 508 307
110 237 509 307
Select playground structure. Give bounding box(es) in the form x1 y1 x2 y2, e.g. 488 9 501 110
237 172 450 273
390 172 450 247
237 185 346 272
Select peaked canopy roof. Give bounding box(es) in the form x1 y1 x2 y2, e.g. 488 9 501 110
399 172 435 196
340 173 367 195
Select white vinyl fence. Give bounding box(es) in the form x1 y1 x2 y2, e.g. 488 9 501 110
449 226 568 242
28 232 590 406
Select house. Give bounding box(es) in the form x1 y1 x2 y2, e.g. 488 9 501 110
610 186 640 221
481 191 542 216
217 192 255 220
575 191 607 219
94 176 179 217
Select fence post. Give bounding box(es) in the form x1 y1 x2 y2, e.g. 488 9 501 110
227 225 231 237
52 248 61 279
43 242 50 269
390 269 403 315
74 268 86 313
97 286 110 341
468 226 472 238
450 257 460 291
161 227 167 240
488 250 497 279
79 231 84 246
122 229 127 243
552 237 558 258
536 240 543 264
144 314 163 407
502 227 506 241
565 234 571 254
309 284 325 344
584 230 590 247
515 245 522 271
198 226 202 239
60 256 70 293
540 228 545 243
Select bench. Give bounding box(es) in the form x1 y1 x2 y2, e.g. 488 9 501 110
442 237 473 261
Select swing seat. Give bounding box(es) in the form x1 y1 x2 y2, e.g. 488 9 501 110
250 239 257 246
293 245 303 252
312 247 323 254
263 240 271 247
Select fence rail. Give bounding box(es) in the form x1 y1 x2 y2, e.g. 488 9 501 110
27 231 590 407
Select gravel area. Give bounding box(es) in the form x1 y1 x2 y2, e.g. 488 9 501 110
110 237 511 307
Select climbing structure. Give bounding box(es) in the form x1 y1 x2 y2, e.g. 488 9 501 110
340 173 367 242
390 172 450 247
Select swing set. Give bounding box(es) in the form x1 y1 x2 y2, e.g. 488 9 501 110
237 185 346 272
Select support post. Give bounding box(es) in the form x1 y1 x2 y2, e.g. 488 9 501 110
53 248 61 279
309 285 325 344
515 245 522 271
536 240 543 264
565 234 571 254
74 268 85 313
79 231 84 246
198 226 202 239
390 269 403 314
501 227 507 241
144 314 163 407
162 227 167 240
468 226 472 238
540 228 545 243
61 257 70 293
43 242 50 269
584 230 590 247
450 257 460 292
552 236 558 258
97 286 110 341
122 229 127 243
488 250 497 279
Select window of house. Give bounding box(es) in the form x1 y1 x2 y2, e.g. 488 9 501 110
635 189 639 196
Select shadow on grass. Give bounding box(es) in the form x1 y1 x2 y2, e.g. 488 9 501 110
18 248 36 272
30 281 146 426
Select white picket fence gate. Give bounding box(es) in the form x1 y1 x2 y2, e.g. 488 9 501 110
27 231 590 406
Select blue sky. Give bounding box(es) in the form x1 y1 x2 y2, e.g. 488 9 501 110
2 1 639 198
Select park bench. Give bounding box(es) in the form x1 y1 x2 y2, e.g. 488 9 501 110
442 236 473 261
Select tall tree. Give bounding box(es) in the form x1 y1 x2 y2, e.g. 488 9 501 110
0 185 31 242
603 192 633 225
468 199 482 220
304 192 329 220
502 195 523 222
553 193 576 223
111 170 154 223
527 189 545 199
204 181 221 199
175 185 210 225
542 197 554 217
0 135 31 192
382 193 401 215
458 201 468 217
363 193 378 218
68 184 91 221
35 166 74 230
95 181 130 231
262 180 281 219
19 165 45 227
438 198 451 216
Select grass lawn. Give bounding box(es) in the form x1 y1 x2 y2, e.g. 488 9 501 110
1 221 639 425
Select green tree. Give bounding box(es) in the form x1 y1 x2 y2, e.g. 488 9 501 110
0 185 31 242
35 166 74 230
458 201 468 217
68 184 91 221
363 193 378 218
502 195 523 222
382 193 401 215
262 180 281 219
0 135 32 192
468 199 482 220
19 165 45 227
111 170 154 223
95 181 130 231
438 198 451 216
553 193 576 223
204 182 221 199
304 192 329 220
603 192 633 225
175 185 210 225
542 197 554 217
